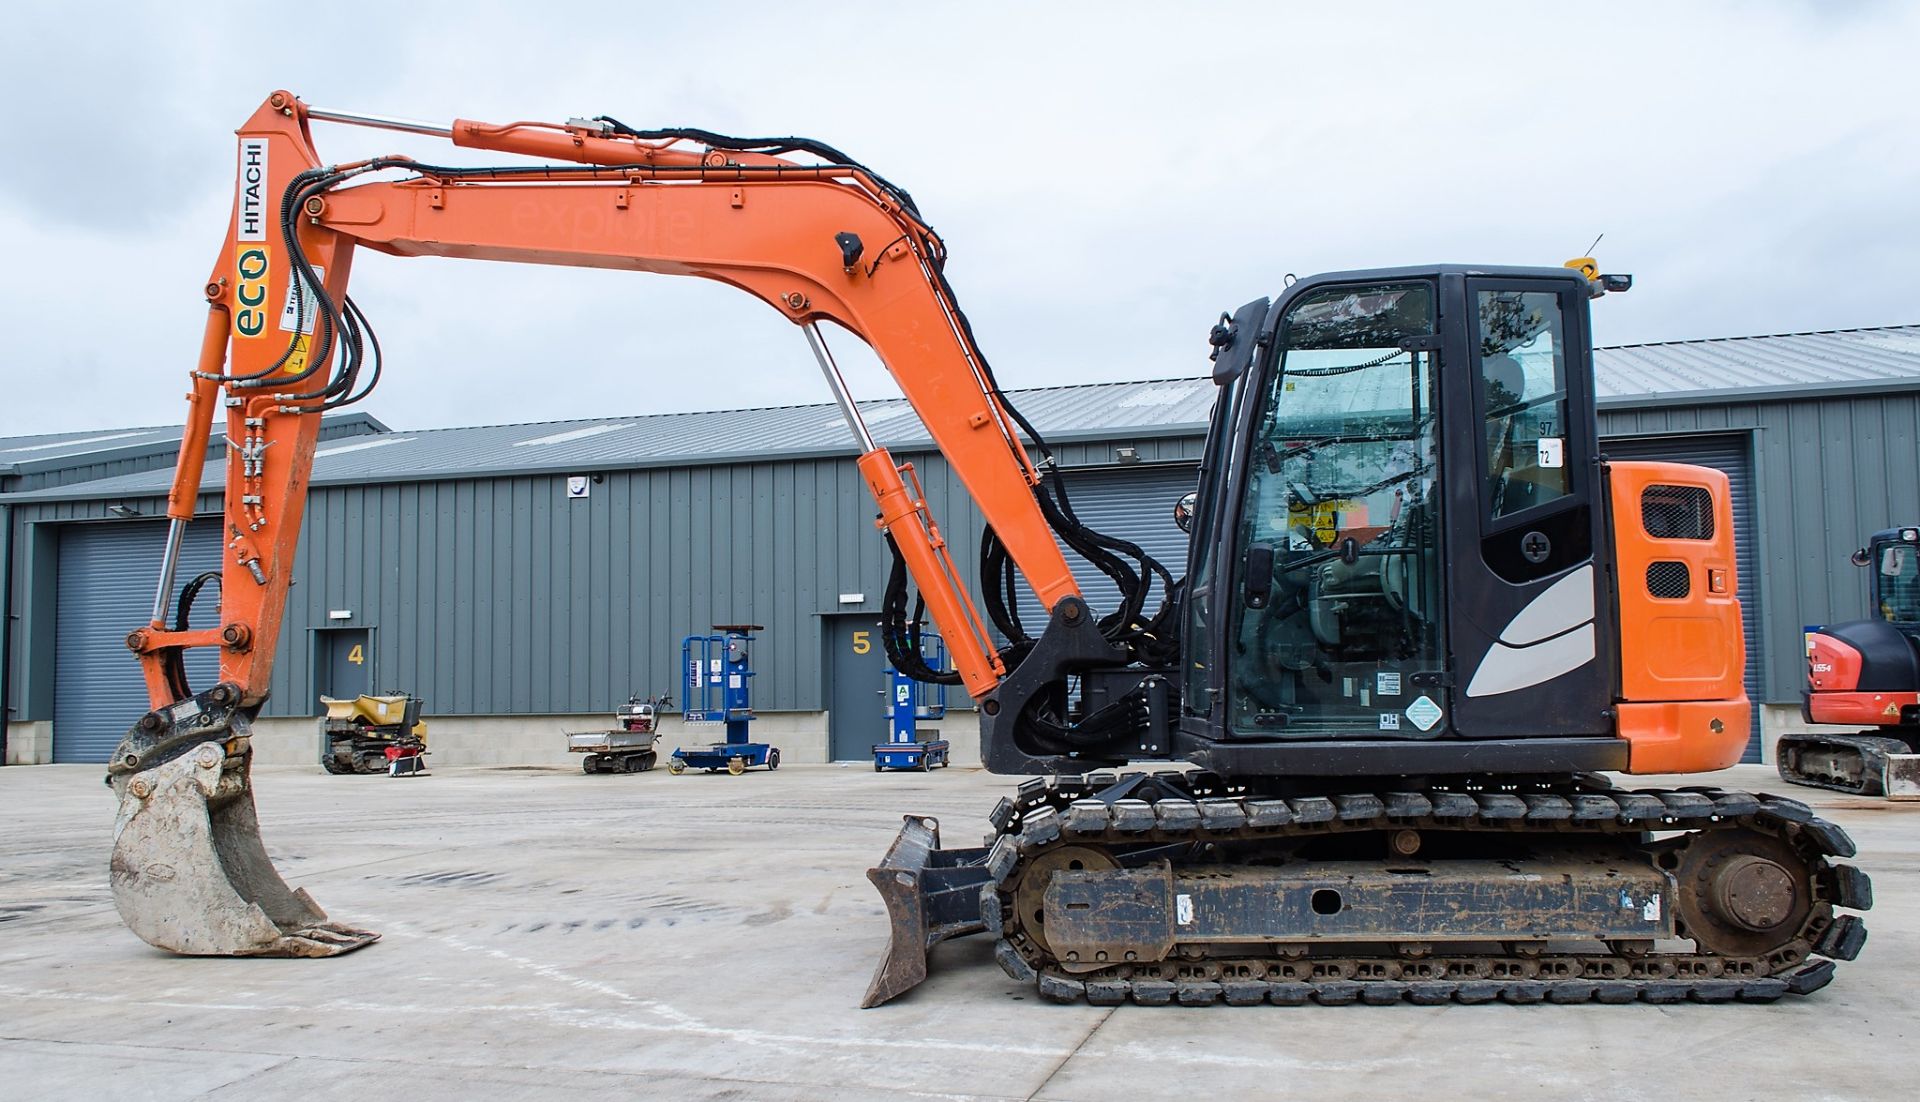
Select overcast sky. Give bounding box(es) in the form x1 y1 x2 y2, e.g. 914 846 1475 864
2 2 1915 438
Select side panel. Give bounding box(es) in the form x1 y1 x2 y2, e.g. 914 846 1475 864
1601 432 1763 759
1608 460 1749 773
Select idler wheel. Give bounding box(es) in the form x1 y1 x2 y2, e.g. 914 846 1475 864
1674 829 1814 958
1012 845 1118 964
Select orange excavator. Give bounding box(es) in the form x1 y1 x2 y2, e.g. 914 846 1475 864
108 92 1871 1004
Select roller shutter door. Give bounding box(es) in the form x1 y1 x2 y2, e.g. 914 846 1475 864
1018 464 1199 628
1599 433 1762 762
54 519 224 763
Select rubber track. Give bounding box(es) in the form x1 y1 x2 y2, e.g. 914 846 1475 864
1776 732 1912 796
980 772 1872 1007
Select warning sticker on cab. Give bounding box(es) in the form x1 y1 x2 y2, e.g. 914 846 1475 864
1405 695 1444 732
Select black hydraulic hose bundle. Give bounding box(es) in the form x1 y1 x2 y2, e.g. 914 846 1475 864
159 570 223 699
230 162 397 413
879 535 963 686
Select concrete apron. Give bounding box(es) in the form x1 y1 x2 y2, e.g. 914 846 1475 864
0 763 1913 1100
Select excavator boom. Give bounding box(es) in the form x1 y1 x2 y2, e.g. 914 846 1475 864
108 91 1169 959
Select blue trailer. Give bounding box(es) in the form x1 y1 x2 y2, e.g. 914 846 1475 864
872 632 951 772
669 626 781 776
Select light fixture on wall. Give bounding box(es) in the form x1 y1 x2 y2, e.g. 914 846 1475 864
1114 446 1140 465
106 504 142 519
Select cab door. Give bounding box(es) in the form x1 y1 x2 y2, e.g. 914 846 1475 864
1439 275 1612 738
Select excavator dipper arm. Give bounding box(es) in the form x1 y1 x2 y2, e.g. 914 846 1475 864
106 91 1135 960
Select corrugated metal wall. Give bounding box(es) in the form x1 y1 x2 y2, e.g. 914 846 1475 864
5 439 1205 725
262 436 1208 718
11 389 1913 726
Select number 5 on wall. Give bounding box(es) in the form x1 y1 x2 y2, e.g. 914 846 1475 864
851 630 871 655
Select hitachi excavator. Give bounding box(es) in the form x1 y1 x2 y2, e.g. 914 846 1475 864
107 91 1872 1003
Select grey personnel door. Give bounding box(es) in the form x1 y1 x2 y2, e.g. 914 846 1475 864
317 628 371 703
825 614 888 761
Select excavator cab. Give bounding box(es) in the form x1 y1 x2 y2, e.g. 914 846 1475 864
1198 267 1609 761
1867 529 1920 628
980 266 1624 778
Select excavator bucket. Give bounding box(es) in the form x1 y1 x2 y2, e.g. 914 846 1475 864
1887 754 1920 801
109 736 378 956
862 815 993 1008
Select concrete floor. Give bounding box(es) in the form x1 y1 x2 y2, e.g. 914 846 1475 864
0 761 1912 1101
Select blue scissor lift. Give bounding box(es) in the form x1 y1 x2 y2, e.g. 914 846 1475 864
872 632 951 772
669 625 780 776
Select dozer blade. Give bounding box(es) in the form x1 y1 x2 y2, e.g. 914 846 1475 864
862 814 992 1008
1888 755 1920 801
110 738 378 956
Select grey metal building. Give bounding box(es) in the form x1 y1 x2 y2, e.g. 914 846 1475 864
0 415 386 764
5 325 1919 767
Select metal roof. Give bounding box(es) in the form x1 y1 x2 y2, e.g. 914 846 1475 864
6 325 1918 504
1594 324 1920 405
0 377 1220 502
0 413 390 481
0 426 194 471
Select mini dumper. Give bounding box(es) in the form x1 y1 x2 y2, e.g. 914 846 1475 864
568 694 666 774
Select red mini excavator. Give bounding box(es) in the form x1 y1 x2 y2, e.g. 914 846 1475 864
106 93 1870 1005
1779 526 1920 797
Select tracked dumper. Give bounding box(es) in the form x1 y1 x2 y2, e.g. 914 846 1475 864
1778 527 1920 798
319 693 427 775
569 695 665 774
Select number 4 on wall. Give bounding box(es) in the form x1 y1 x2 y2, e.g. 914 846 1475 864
347 644 365 665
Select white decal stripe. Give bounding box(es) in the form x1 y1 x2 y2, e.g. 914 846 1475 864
1499 565 1595 645
1465 623 1597 698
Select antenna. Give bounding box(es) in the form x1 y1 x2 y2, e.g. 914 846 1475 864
1584 232 1605 257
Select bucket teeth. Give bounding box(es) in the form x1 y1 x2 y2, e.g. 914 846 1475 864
109 737 378 957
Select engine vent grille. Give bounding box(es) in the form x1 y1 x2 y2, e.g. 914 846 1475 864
1646 560 1692 599
1642 484 1714 540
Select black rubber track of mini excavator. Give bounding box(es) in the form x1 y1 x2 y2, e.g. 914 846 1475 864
977 773 1872 1007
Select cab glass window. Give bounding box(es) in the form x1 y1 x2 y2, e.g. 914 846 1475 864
1879 543 1920 623
1479 290 1571 522
1228 282 1446 735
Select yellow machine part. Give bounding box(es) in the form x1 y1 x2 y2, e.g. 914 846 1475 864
320 695 425 745
320 694 409 726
